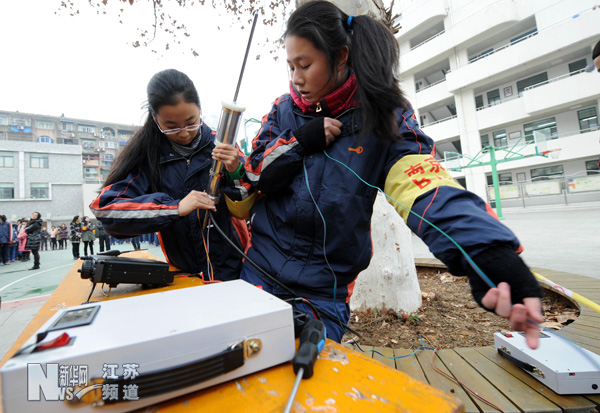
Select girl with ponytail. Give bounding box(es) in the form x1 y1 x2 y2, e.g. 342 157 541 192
243 1 543 345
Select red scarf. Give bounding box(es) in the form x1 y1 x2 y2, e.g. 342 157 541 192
290 72 358 117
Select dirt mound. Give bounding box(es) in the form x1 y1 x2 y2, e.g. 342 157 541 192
347 267 579 349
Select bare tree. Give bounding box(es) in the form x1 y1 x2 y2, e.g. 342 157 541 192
58 0 399 57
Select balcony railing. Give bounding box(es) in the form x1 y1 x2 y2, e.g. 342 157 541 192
458 5 598 69
476 94 521 111
416 76 449 93
422 114 457 127
410 30 446 51
523 68 586 92
476 69 587 111
468 31 538 64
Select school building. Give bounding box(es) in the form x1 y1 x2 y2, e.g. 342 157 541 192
396 0 600 209
0 112 138 226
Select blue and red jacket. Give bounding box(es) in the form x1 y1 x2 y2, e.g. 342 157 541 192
244 75 523 302
90 124 250 280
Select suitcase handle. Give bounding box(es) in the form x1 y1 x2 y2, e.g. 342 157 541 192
69 338 262 406
497 347 545 378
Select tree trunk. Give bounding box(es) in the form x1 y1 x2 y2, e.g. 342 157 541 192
350 193 422 314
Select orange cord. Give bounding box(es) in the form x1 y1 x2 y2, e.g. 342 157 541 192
197 208 214 281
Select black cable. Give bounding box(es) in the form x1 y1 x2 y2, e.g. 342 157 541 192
207 210 355 332
84 283 97 304
207 211 298 297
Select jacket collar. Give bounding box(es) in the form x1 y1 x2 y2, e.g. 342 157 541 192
159 124 213 162
290 72 358 117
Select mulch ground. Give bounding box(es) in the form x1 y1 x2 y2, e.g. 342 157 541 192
347 267 579 349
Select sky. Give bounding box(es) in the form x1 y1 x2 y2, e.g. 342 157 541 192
0 0 291 139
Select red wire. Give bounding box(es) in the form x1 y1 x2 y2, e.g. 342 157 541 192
429 348 505 413
301 298 319 319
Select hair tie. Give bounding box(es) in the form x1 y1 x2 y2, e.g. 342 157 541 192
346 15 355 30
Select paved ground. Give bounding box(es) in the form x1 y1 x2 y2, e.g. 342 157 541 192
0 242 165 360
1 203 599 360
412 203 600 280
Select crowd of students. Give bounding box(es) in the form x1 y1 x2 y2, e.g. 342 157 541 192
0 214 159 268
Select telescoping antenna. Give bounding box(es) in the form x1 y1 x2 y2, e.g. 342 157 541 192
206 10 259 203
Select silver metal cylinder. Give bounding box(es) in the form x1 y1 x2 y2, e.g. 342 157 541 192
206 101 246 203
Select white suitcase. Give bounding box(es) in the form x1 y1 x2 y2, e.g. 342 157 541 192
494 330 600 395
1 280 295 412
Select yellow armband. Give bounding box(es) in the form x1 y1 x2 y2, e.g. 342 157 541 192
384 155 464 222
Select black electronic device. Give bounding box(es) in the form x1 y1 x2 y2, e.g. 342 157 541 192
78 254 173 288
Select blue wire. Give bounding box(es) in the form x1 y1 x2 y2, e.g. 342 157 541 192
320 149 600 371
302 158 346 333
323 150 496 289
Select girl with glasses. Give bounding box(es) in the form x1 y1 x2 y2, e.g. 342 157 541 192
91 69 251 280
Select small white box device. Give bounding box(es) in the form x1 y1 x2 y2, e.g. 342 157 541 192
494 330 600 395
1 280 295 412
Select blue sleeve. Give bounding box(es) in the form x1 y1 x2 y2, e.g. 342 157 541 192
89 168 180 238
244 96 306 193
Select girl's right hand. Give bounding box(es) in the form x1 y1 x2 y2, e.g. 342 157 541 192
178 190 217 216
324 118 342 146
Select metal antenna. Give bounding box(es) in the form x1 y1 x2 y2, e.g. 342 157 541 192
233 10 259 102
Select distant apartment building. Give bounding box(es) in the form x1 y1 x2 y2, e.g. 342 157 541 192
397 0 600 208
0 111 138 225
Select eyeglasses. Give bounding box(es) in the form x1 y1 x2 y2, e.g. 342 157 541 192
153 116 203 135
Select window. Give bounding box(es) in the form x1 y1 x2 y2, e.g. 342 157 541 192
569 59 587 75
30 183 49 199
102 141 118 149
586 160 599 175
480 134 490 152
475 95 484 110
578 107 598 132
530 165 564 181
37 136 54 144
0 183 14 199
36 121 54 129
517 72 548 95
487 172 512 185
510 28 537 45
12 117 30 127
61 122 74 132
0 152 14 168
78 125 96 133
82 140 96 150
524 117 557 144
0 115 8 125
492 129 508 148
30 153 49 168
487 89 500 106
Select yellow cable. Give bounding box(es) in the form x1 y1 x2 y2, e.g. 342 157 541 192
533 272 600 315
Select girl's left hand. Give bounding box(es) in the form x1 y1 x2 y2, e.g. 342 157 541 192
212 143 240 173
481 282 543 349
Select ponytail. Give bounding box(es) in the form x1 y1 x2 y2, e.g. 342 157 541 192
349 15 409 141
104 118 163 193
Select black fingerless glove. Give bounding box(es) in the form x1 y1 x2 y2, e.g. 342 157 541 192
448 245 543 308
294 118 326 153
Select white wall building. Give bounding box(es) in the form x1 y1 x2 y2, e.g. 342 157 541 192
396 0 600 209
